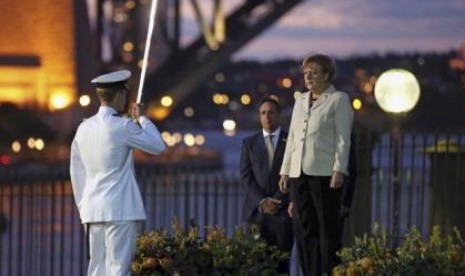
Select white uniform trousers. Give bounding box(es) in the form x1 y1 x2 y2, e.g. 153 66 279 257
87 221 142 276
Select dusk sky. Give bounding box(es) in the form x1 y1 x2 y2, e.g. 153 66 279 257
181 0 465 61
236 0 465 60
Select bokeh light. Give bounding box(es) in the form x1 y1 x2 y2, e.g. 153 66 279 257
161 96 173 107
240 94 251 105
183 133 195 147
11 141 21 153
194 134 205 146
223 119 236 132
352 98 363 110
184 107 195 117
49 91 72 110
79 95 91 106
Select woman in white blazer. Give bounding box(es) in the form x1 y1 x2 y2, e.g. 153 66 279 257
279 54 353 276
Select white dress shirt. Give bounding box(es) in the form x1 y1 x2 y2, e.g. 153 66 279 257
262 127 281 150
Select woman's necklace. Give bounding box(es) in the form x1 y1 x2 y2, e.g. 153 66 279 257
310 92 319 107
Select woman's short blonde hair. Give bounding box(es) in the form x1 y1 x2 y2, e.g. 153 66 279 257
302 53 336 82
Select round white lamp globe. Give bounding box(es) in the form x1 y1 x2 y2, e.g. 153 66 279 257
374 69 420 113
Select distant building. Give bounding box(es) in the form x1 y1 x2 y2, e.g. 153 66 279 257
0 0 77 111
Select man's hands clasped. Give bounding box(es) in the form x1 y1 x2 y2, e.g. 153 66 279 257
259 197 282 215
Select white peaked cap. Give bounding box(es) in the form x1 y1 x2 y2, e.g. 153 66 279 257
91 70 131 85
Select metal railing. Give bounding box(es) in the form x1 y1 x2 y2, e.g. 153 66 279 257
1 131 464 275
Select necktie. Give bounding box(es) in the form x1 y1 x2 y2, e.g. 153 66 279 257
266 134 274 169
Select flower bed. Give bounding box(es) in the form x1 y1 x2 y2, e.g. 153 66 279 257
132 219 288 275
333 225 465 275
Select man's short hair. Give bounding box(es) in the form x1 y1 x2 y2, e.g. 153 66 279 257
258 95 281 113
95 85 127 103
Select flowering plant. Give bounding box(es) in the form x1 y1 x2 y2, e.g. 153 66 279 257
132 218 288 275
333 224 465 275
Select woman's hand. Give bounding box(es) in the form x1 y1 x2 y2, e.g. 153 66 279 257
279 175 289 193
287 202 294 218
330 171 344 189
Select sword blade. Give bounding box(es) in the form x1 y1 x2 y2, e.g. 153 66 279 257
136 0 159 104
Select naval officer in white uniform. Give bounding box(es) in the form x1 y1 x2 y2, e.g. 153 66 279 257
70 70 166 276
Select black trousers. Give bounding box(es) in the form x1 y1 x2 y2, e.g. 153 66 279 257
290 174 343 276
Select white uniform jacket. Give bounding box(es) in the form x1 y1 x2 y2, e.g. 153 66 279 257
280 85 353 178
70 106 166 224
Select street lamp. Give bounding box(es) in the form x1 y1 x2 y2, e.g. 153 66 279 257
374 69 420 113
374 69 420 241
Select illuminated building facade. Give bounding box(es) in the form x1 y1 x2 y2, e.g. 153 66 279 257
0 0 76 111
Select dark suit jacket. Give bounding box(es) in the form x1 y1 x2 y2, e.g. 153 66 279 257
240 130 290 223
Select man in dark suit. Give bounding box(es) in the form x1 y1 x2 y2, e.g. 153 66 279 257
240 96 293 274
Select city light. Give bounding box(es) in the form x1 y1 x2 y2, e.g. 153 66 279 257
212 93 229 105
363 82 374 94
123 41 134 52
183 133 195 147
215 73 225 82
293 91 302 99
79 95 91 106
223 119 236 136
161 132 176 147
11 141 21 153
0 155 10 165
172 132 182 143
184 107 195 117
49 91 72 111
352 98 363 110
161 131 171 141
195 134 205 146
125 0 136 9
148 106 170 120
35 138 45 151
161 131 206 147
213 93 222 104
165 137 176 147
282 77 292 88
222 94 229 104
223 119 236 133
114 12 128 23
417 56 425 66
27 138 35 149
160 96 173 107
240 94 251 105
24 137 45 151
228 101 239 111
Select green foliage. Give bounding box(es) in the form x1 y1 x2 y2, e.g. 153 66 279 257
333 224 465 276
132 218 288 275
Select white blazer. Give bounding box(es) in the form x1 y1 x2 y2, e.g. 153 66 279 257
70 106 166 224
280 85 353 178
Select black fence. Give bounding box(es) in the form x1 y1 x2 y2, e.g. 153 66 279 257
1 131 464 276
